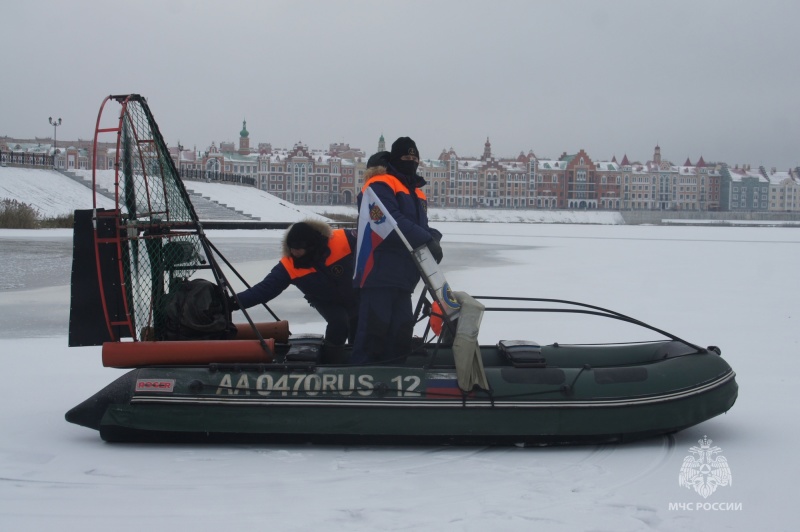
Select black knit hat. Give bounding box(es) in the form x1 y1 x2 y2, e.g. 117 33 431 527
367 151 390 169
390 137 419 163
286 222 321 250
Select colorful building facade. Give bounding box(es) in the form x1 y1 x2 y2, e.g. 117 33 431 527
4 129 798 212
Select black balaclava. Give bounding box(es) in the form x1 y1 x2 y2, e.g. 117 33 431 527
389 137 419 178
286 222 328 268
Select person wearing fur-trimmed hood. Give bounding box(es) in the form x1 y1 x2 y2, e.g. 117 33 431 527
351 137 443 364
234 219 359 347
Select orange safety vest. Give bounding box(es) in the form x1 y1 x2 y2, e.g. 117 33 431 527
362 174 427 201
279 229 352 280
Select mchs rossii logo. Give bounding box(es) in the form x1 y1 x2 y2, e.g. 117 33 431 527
678 435 733 498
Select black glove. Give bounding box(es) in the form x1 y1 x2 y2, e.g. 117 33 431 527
429 227 442 242
227 294 240 311
427 238 443 263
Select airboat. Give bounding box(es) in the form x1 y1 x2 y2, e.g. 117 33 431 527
65 94 737 444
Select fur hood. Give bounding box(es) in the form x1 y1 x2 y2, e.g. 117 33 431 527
281 219 332 257
362 165 388 183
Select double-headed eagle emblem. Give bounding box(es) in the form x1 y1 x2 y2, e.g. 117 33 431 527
369 202 386 224
678 436 732 498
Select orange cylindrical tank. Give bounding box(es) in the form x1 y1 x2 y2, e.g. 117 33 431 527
233 320 290 343
102 339 275 368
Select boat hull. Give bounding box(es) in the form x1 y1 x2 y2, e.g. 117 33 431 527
67 341 738 445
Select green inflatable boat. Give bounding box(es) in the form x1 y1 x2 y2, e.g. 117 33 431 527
66 333 736 444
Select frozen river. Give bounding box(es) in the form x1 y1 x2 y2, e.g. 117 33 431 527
0 230 519 339
1 223 798 531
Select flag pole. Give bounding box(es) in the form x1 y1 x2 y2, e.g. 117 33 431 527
381 212 461 329
358 188 460 330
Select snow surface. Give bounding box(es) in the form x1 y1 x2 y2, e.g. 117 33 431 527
183 179 328 222
311 204 626 225
0 167 115 217
2 222 799 531
73 169 329 223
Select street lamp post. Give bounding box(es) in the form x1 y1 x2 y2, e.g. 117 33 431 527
48 117 62 168
177 142 183 175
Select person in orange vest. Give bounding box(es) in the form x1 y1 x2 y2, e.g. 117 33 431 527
234 220 358 350
351 137 443 364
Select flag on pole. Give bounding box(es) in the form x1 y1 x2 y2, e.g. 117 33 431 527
354 186 399 287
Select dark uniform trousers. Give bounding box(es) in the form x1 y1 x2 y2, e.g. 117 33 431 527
311 301 358 346
351 287 414 364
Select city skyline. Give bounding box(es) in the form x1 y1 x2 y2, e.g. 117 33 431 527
10 128 797 213
1 1 798 170
1 129 792 174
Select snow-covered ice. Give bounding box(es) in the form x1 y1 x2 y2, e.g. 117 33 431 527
2 222 798 531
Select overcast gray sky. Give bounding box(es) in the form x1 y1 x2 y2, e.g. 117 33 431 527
3 0 798 168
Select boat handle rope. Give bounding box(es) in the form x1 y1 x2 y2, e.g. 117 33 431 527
473 295 705 354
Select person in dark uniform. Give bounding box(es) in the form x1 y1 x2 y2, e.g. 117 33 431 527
351 137 443 364
235 220 359 349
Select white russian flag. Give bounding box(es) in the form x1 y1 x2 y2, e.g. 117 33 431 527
354 186 399 287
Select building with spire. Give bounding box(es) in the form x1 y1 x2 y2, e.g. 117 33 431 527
238 120 250 155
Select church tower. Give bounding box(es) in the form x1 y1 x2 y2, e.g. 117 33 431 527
653 144 662 165
378 133 385 153
238 119 250 155
482 137 492 160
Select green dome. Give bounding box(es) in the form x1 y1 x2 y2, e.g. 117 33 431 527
240 119 249 138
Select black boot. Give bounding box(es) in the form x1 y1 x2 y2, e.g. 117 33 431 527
321 341 348 364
